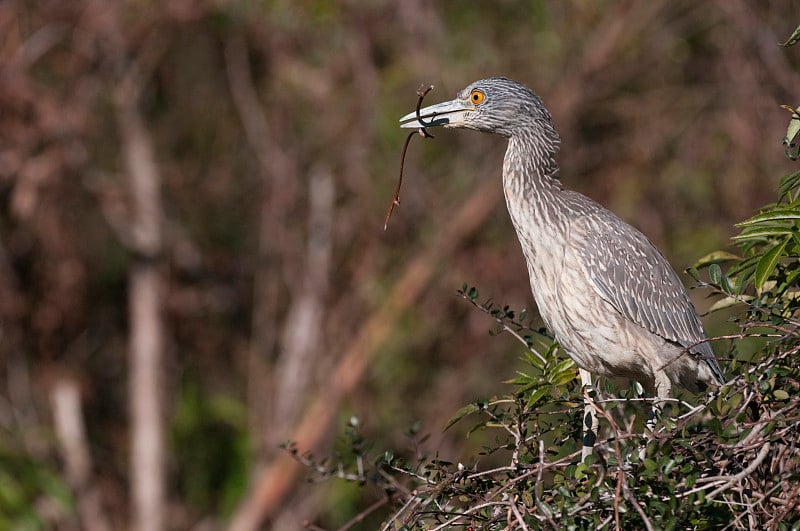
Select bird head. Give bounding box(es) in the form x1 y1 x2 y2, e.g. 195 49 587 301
399 77 556 139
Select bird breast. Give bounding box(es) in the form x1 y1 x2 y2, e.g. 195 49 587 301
501 166 659 382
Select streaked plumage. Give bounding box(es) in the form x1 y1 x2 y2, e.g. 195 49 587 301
399 77 724 404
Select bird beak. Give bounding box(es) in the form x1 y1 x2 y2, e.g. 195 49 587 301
399 99 472 129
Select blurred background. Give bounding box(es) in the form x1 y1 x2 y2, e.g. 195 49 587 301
1 0 799 529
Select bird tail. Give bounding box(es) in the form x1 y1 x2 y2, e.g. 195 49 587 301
706 357 726 386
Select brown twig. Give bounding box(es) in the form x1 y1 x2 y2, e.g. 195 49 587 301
336 494 392 531
383 131 416 231
703 442 772 502
383 85 434 230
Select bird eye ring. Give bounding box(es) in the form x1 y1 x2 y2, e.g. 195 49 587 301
470 89 485 105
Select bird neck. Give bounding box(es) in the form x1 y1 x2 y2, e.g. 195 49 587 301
501 130 568 279
503 131 563 196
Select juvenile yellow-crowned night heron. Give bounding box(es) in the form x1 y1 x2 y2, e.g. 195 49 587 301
399 77 725 455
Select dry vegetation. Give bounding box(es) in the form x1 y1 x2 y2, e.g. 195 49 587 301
0 1 798 529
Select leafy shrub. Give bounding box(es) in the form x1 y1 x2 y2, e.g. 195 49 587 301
293 272 799 529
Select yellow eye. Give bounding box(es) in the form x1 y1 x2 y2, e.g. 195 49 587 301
470 89 485 105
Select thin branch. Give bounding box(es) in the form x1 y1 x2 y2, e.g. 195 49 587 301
508 496 530 531
384 85 435 230
428 501 508 530
337 494 392 531
457 292 548 365
114 33 168 531
50 378 112 531
534 439 558 529
381 495 423 531
703 442 772 502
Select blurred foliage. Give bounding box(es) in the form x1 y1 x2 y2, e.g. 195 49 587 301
0 446 73 530
171 380 250 516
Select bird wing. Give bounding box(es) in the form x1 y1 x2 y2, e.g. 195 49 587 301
569 207 715 361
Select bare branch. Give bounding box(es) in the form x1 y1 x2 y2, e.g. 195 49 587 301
274 168 334 433
114 36 168 531
50 377 112 531
704 442 772 502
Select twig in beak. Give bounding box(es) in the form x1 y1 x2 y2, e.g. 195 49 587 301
384 85 435 230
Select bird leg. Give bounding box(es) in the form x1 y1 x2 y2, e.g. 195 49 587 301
579 368 597 462
645 372 671 433
638 374 671 462
645 407 659 433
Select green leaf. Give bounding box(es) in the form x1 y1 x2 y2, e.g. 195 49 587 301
548 362 576 386
727 254 760 277
734 267 755 294
731 226 794 241
778 170 800 200
551 358 576 375
786 117 800 156
574 462 590 480
526 387 550 407
445 403 481 430
708 263 722 284
523 350 546 371
773 389 789 400
515 381 538 395
693 250 741 268
735 208 800 226
707 294 751 313
551 371 577 386
780 24 800 46
720 272 734 294
754 237 790 290
506 372 532 385
785 266 800 288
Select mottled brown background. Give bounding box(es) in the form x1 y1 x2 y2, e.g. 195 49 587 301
1 1 798 529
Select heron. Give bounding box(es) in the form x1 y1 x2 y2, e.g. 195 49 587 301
399 77 725 458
